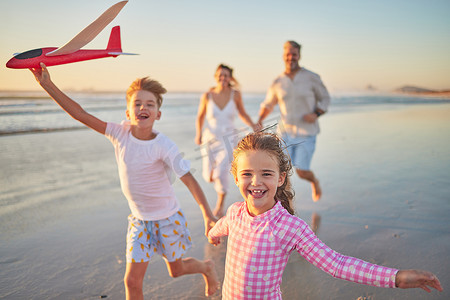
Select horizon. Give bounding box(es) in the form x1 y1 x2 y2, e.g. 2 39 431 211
1 85 448 97
1 0 450 93
0 84 450 94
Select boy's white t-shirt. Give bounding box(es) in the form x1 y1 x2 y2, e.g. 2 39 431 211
105 121 190 221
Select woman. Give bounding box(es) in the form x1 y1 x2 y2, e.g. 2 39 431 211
195 64 259 218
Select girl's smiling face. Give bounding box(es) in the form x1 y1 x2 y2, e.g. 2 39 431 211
234 150 286 216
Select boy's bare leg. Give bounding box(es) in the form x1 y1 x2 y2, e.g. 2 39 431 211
213 193 226 218
166 258 220 297
296 169 322 202
124 262 149 300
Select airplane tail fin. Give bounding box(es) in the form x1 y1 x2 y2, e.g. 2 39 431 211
107 26 138 57
107 26 122 51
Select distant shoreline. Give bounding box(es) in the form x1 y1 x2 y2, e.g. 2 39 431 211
395 91 450 98
394 85 450 98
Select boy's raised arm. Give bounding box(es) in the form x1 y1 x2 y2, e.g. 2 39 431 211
30 63 107 135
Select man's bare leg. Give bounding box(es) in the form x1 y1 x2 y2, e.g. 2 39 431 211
296 169 322 201
166 258 220 297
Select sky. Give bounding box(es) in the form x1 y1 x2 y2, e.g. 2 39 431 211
1 0 449 93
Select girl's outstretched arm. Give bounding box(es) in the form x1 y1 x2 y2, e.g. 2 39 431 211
30 63 107 134
289 216 443 293
396 269 443 292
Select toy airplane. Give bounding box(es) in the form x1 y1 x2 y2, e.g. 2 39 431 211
6 1 136 69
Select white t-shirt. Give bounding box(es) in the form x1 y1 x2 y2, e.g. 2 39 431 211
105 121 190 221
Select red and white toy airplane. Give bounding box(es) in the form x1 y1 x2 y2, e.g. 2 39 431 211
6 1 136 69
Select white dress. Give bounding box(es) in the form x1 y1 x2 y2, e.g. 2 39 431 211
201 90 238 194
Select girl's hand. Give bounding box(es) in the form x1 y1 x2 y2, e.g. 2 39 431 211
29 63 51 86
396 269 443 292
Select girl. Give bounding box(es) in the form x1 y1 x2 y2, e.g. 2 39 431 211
195 64 259 218
208 132 442 299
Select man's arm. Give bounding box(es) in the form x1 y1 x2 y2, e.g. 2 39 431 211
30 63 107 135
257 95 277 127
303 74 330 123
257 105 272 126
312 74 330 114
303 109 324 123
258 84 279 126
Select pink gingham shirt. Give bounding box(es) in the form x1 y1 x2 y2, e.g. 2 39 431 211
208 201 398 299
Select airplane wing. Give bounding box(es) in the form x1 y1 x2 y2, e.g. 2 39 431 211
47 1 128 56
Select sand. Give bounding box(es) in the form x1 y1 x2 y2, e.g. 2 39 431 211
0 103 449 299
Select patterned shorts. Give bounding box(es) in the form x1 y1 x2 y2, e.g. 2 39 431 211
126 210 192 263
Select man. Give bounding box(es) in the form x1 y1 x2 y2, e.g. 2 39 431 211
258 41 330 201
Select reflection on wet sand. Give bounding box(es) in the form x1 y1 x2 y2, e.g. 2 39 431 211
310 211 321 234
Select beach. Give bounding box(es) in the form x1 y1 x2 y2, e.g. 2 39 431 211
0 98 449 299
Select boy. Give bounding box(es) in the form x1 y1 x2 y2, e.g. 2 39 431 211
30 63 219 299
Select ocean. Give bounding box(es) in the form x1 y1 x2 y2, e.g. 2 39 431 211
1 91 449 135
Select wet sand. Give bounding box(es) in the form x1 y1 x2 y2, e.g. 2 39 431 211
1 104 449 299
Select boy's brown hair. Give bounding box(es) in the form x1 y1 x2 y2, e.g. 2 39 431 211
126 77 167 108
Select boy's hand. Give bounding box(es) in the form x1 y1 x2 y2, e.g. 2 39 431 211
208 236 220 246
396 269 443 292
204 217 217 237
30 63 51 86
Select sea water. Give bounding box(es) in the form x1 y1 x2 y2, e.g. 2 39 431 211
1 91 449 135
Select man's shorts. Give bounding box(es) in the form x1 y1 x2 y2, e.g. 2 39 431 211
126 210 192 263
282 134 316 171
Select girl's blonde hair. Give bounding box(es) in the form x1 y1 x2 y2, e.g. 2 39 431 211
231 132 295 215
126 77 167 108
